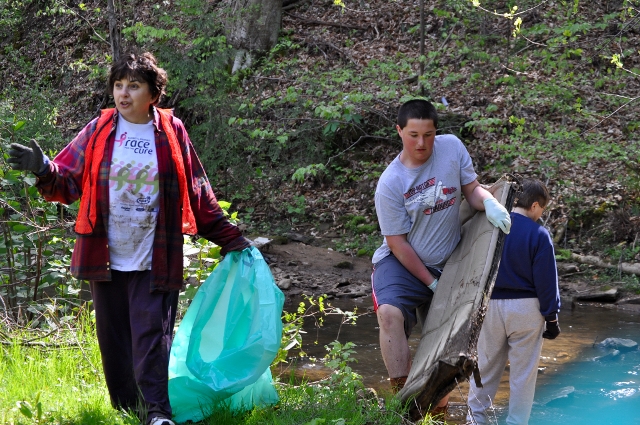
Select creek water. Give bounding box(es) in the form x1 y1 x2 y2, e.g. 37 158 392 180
286 296 640 424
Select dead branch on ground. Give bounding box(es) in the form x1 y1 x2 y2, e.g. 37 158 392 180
570 252 640 276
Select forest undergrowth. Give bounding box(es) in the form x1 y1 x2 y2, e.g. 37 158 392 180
1 1 640 423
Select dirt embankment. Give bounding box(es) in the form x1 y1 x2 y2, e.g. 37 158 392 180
261 238 640 313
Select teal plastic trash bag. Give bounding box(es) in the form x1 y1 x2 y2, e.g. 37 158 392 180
169 246 285 423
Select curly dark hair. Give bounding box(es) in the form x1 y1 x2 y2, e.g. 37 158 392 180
107 52 167 105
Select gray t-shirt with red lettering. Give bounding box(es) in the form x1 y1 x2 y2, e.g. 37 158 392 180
372 134 477 269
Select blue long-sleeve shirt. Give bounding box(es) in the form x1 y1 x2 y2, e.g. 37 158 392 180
491 212 561 317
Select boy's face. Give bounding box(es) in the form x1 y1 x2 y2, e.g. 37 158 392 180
530 201 546 222
397 118 437 168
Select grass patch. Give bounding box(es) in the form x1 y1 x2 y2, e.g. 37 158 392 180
0 320 139 424
0 320 444 425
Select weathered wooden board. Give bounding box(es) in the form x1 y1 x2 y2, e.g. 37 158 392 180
398 175 519 419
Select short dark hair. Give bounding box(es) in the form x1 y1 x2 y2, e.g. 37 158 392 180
397 99 438 129
515 178 550 209
107 52 167 105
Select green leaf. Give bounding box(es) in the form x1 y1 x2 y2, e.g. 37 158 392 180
206 245 221 258
2 172 21 185
18 401 33 418
182 284 199 300
36 401 43 419
11 224 31 232
13 120 26 132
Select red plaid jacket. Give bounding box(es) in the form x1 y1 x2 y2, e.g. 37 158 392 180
36 108 249 291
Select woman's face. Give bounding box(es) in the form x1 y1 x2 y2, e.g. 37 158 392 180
112 77 157 124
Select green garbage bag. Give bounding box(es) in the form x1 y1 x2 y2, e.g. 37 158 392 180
168 247 284 423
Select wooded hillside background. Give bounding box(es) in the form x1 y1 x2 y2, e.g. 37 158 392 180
1 0 639 272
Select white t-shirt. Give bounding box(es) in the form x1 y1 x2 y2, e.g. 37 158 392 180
372 134 478 269
107 115 160 271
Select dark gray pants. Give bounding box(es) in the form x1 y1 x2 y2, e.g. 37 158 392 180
90 270 178 424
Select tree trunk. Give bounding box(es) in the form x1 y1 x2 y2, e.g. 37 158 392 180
225 0 283 73
107 0 121 61
418 0 425 94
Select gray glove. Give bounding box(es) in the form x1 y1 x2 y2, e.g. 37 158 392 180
8 139 49 174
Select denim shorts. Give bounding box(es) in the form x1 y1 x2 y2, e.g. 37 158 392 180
371 254 441 338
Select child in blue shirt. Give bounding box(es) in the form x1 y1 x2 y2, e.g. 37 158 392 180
466 178 561 425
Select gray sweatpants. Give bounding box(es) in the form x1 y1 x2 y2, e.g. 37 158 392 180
467 298 544 425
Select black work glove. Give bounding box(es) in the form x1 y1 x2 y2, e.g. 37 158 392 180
8 139 49 174
542 313 560 340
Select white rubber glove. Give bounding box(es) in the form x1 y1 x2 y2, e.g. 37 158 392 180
483 198 511 234
428 278 438 292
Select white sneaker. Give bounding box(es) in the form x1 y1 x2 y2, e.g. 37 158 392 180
149 417 175 425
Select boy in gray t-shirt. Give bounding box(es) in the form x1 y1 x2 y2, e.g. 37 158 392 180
371 99 511 417
372 132 477 269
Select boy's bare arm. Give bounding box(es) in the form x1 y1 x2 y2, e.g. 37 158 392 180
386 234 437 287
462 180 493 209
